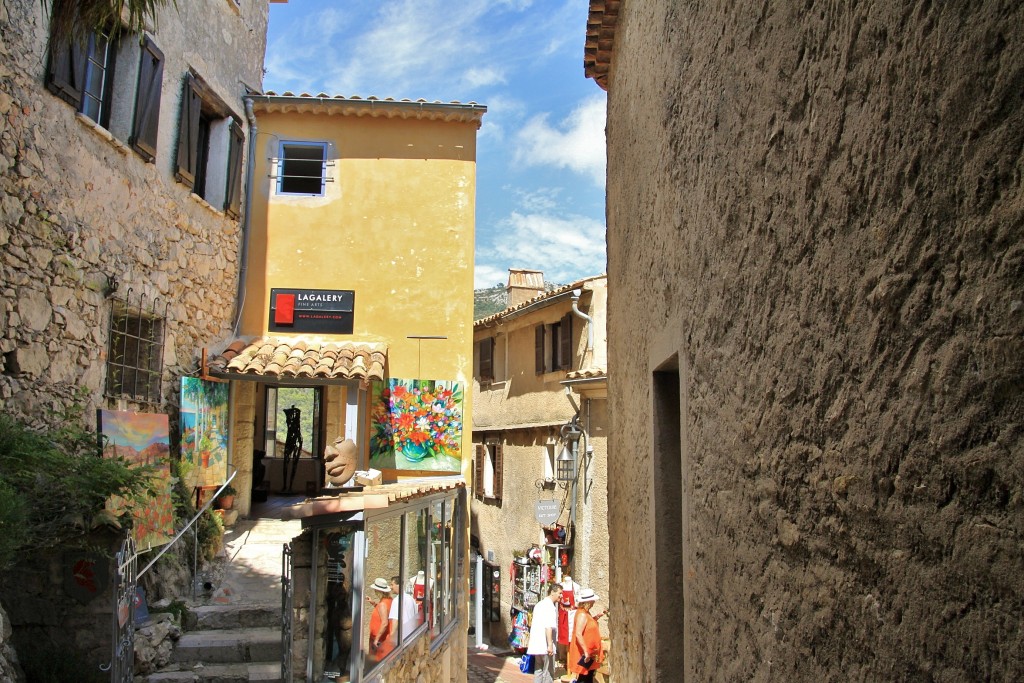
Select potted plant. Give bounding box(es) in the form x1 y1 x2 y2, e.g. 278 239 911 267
215 484 237 510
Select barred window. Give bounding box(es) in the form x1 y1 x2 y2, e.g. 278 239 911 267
105 299 166 404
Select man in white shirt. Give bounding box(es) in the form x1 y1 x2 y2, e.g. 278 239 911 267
526 583 563 683
388 575 421 645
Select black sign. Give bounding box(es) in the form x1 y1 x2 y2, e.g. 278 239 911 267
269 288 355 334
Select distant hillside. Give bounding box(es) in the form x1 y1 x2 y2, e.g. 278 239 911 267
473 282 565 321
474 284 507 320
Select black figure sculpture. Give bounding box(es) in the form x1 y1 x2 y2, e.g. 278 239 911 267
282 405 303 492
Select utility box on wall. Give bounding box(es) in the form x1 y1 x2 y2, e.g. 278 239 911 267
482 560 501 623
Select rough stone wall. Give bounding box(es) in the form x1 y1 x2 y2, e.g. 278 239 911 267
0 0 268 427
603 1 1023 681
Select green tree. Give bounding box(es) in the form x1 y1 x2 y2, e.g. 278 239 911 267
44 0 175 46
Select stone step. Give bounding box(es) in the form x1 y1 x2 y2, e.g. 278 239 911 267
146 661 282 682
171 626 282 665
187 604 281 630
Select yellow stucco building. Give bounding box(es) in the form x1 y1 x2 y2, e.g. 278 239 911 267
206 93 485 682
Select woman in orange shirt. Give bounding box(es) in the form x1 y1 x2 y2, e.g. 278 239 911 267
568 589 603 682
367 577 394 659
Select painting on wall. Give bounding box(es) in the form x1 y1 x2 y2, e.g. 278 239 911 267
180 377 230 488
98 410 174 550
369 379 463 472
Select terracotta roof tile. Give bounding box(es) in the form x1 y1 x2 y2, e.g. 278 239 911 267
249 92 486 127
584 0 620 91
209 337 388 382
566 367 607 381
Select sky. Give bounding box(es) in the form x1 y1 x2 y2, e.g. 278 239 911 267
263 0 607 289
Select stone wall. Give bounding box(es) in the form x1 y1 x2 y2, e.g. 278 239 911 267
0 0 268 427
602 1 1023 681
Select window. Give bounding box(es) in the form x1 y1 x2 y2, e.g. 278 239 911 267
474 442 503 502
277 141 328 195
535 313 574 374
47 24 164 157
105 300 166 404
176 73 245 216
477 337 494 382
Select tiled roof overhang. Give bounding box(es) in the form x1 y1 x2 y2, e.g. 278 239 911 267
248 92 487 127
563 367 607 383
283 477 465 521
208 337 387 382
584 0 620 91
474 275 606 327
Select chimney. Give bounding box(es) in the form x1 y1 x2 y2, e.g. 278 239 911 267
507 269 545 307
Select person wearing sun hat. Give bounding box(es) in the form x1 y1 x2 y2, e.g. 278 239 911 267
568 588 603 682
367 577 394 659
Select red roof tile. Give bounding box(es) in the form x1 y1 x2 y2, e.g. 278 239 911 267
209 337 387 381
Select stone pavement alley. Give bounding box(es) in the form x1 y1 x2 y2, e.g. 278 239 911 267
207 496 532 683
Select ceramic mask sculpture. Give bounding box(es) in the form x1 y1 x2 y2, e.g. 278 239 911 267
324 437 358 486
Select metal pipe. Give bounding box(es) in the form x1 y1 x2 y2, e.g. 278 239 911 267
570 288 594 352
232 97 258 335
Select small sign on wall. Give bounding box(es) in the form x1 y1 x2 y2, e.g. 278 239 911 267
269 288 355 334
535 499 559 525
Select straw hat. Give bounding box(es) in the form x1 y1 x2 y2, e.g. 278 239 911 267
370 577 391 593
577 588 598 603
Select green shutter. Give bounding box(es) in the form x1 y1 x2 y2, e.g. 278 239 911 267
224 120 245 217
46 33 88 108
131 36 164 161
175 73 202 187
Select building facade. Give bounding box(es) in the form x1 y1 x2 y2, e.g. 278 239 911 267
206 92 486 682
0 0 271 666
471 271 609 655
586 2 1024 681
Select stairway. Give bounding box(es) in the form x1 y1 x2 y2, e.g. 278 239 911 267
146 604 283 682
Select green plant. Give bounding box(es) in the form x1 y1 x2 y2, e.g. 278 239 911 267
149 598 189 624
0 410 154 571
219 483 237 497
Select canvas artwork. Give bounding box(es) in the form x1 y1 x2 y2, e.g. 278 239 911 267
98 410 174 550
369 379 463 472
180 377 230 488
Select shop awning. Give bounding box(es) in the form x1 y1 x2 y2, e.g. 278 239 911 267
207 337 387 382
281 477 466 520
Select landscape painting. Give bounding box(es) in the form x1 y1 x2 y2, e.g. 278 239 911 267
369 379 463 473
98 410 174 550
180 377 230 488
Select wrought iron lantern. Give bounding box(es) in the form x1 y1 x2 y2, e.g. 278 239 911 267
557 422 582 483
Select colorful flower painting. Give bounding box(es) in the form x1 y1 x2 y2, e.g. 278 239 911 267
370 379 463 472
98 410 174 550
180 377 229 488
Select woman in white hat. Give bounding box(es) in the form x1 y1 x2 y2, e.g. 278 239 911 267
568 588 603 682
367 577 394 659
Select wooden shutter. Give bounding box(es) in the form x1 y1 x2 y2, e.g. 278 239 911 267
175 73 202 186
559 313 573 370
131 36 164 161
474 443 485 500
46 34 88 108
479 338 494 382
535 325 545 374
224 119 245 217
493 443 504 502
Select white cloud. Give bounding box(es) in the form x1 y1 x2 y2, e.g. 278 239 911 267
463 66 507 88
513 187 562 212
514 95 607 185
479 211 605 286
474 264 510 289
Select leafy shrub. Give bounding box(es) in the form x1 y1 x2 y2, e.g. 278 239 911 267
0 410 154 571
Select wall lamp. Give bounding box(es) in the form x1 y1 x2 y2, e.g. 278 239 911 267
557 421 583 484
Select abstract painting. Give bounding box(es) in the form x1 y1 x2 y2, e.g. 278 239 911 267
98 410 174 550
369 379 463 473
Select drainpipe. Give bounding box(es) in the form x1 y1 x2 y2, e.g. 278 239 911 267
570 288 593 354
232 97 258 336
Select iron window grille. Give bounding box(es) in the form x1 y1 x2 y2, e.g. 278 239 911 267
105 290 168 405
272 141 333 195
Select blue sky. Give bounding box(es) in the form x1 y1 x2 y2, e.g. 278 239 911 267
263 0 607 288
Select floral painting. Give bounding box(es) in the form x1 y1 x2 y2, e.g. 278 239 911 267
369 379 463 472
98 410 174 550
180 377 229 488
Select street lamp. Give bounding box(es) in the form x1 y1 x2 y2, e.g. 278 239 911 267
558 421 582 484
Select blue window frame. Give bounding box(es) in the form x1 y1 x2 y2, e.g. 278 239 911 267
277 141 327 196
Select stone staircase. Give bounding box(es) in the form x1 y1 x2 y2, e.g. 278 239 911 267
145 603 284 682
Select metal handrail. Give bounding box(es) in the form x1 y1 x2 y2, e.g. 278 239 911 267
135 466 238 580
